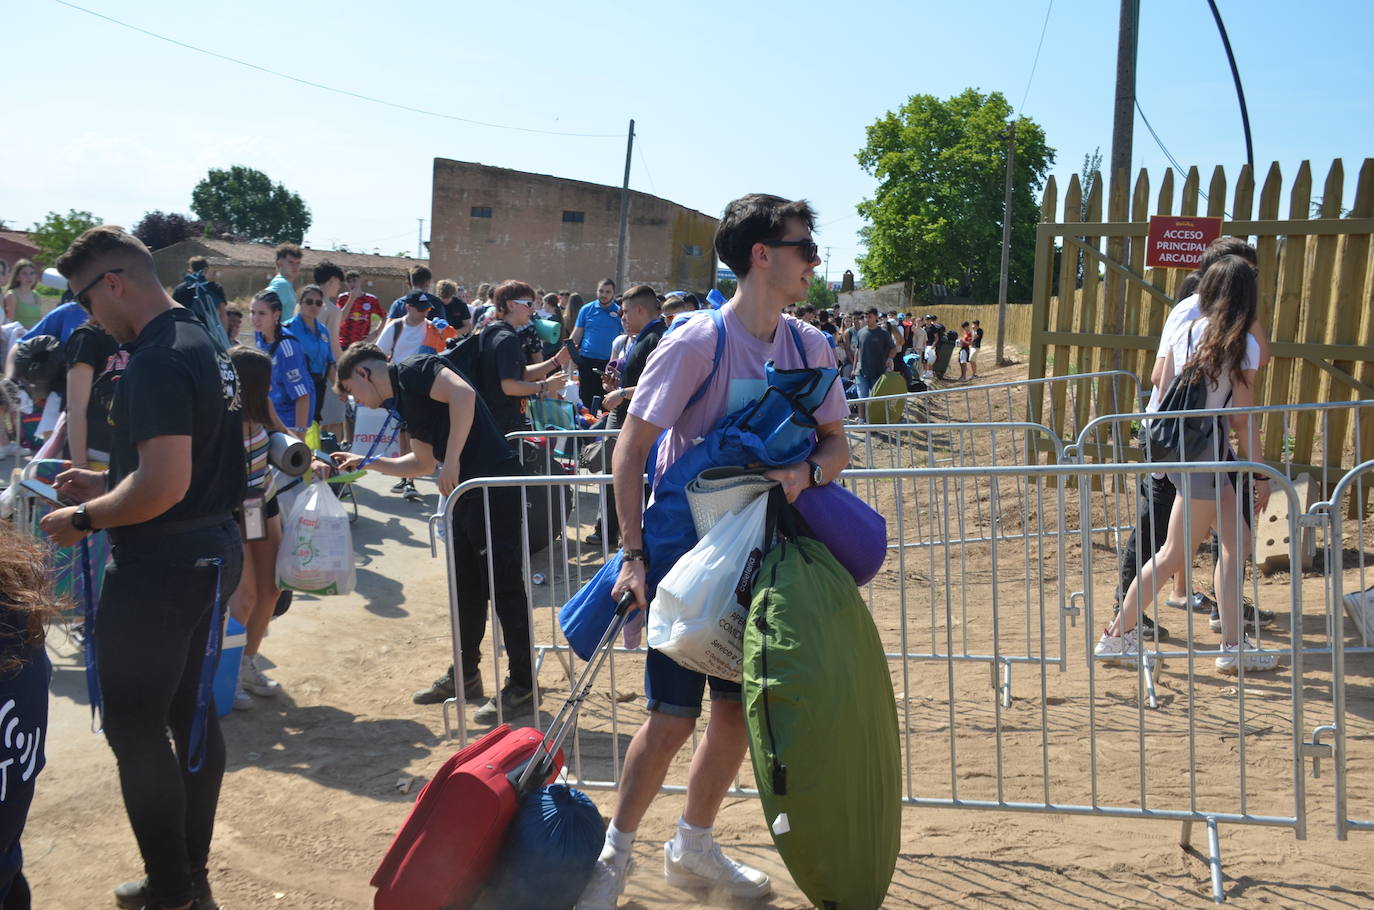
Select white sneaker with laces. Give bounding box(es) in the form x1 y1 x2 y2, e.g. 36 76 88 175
232 684 254 711
663 838 771 898
576 857 632 910
1215 636 1279 674
240 654 282 697
1094 628 1147 668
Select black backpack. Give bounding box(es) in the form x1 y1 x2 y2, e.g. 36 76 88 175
943 329 958 346
1143 321 1228 462
439 331 481 385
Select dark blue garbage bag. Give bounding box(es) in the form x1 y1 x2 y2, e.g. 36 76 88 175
476 784 605 910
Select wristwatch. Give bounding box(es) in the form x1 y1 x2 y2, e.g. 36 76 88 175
71 503 93 532
805 459 824 488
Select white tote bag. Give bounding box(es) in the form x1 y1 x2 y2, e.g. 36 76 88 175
276 482 357 595
647 491 770 682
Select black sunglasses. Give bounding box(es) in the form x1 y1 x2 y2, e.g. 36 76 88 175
763 238 820 263
73 268 125 311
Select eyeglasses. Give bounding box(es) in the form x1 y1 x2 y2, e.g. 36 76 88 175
763 238 820 263
73 268 125 311
302 298 324 307
511 298 534 307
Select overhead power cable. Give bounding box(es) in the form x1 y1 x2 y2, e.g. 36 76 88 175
1135 99 1231 218
53 0 622 139
1017 0 1055 114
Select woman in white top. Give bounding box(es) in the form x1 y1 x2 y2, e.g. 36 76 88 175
1097 255 1275 674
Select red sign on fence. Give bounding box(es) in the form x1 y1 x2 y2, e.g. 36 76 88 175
1145 215 1223 269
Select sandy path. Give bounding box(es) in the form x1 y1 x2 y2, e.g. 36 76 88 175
23 354 1374 908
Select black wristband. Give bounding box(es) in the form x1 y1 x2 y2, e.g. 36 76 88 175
623 548 648 566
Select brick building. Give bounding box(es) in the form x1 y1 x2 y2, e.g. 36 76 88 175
151 238 427 304
428 158 717 296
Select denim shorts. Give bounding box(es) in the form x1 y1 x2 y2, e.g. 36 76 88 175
644 647 741 718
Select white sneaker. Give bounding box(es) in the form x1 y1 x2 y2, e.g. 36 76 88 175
0 443 16 457
1215 636 1279 675
1094 628 1148 669
576 857 632 910
232 684 254 711
663 838 771 898
240 654 282 697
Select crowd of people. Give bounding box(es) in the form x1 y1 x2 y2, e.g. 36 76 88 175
0 207 1296 909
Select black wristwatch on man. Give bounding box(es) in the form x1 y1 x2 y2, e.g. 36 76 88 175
805 459 824 488
71 503 93 533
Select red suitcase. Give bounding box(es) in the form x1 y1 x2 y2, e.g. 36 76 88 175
371 724 564 910
371 593 635 910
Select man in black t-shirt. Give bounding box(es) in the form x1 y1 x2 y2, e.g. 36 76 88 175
333 344 535 723
43 226 245 910
474 280 570 436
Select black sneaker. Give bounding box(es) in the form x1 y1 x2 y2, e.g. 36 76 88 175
402 480 423 502
474 683 534 725
390 478 409 494
114 877 217 910
1209 600 1276 632
412 670 483 705
1112 605 1169 640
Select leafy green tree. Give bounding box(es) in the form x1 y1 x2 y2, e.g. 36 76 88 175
806 276 837 309
856 88 1054 301
29 209 102 264
716 278 737 297
190 165 312 244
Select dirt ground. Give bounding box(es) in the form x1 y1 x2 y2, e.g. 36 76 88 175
23 354 1374 909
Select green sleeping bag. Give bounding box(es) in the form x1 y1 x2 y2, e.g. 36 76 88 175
865 371 906 424
744 534 901 909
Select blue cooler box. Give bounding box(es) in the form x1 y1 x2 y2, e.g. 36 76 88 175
213 617 248 716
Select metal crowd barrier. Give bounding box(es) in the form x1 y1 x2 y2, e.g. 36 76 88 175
1311 457 1374 840
849 370 1145 449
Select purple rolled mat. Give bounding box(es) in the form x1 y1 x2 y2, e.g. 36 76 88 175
793 482 888 586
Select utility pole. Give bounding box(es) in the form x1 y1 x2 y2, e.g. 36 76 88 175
1108 0 1139 370
417 218 424 259
995 121 1017 367
615 119 635 291
1110 0 1139 183
824 246 831 285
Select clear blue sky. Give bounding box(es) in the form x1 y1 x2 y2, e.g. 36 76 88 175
4 0 1369 286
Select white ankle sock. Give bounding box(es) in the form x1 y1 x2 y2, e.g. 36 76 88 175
672 817 712 854
600 822 636 868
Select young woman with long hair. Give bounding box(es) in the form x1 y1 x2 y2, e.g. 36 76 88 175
3 259 44 328
250 290 313 434
225 346 291 707
0 522 58 904
1096 255 1276 674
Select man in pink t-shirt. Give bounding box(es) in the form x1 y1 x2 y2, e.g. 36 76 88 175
578 194 851 909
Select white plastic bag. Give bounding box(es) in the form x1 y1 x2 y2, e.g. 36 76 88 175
276 481 357 595
647 491 770 681
353 405 401 458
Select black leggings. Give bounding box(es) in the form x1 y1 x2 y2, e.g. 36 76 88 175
452 488 532 689
97 522 243 909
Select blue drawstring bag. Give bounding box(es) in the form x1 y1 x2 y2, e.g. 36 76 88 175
476 784 605 910
559 310 837 659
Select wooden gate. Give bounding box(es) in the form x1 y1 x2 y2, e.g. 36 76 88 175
1027 158 1374 482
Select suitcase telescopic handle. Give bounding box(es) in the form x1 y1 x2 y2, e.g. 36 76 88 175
513 591 639 797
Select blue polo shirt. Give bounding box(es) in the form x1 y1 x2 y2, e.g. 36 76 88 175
284 313 335 377
575 301 622 360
